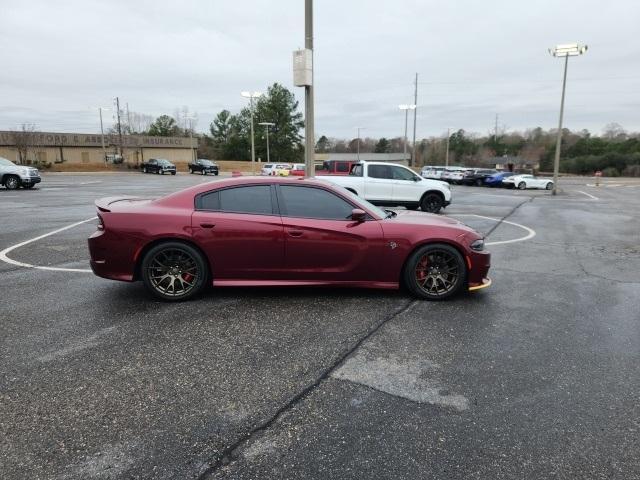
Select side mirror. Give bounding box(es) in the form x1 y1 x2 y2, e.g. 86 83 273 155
351 208 366 222
413 176 421 182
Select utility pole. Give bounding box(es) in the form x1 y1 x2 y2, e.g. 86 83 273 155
115 97 123 159
126 102 131 133
445 127 450 167
412 73 418 166
304 0 315 178
99 107 106 163
494 113 498 143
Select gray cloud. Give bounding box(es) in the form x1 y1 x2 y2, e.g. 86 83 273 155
1 0 638 139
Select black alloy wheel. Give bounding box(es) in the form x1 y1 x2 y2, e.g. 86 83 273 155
420 193 443 214
404 243 466 300
5 175 20 190
141 242 208 301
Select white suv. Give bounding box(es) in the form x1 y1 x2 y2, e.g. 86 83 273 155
0 157 41 190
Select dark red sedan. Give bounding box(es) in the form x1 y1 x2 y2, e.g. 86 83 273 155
88 177 490 301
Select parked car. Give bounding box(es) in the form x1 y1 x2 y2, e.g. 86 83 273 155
484 171 515 187
461 168 498 186
189 159 219 175
502 174 554 190
421 166 447 179
316 160 357 175
441 167 471 184
318 161 451 213
89 177 490 301
141 158 176 175
260 163 292 176
289 164 306 176
0 157 41 190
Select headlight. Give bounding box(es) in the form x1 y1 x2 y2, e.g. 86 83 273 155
470 239 484 251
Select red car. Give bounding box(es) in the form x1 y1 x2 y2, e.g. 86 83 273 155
88 177 491 301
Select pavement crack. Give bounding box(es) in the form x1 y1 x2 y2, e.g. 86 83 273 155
196 299 417 479
484 197 533 238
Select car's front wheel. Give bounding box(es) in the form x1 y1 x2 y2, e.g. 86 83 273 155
518 182 527 190
404 243 467 300
142 167 147 173
189 168 193 174
141 242 208 301
420 193 444 213
476 178 483 186
4 175 20 190
545 182 553 190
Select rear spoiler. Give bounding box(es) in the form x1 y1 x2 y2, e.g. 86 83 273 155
94 196 151 213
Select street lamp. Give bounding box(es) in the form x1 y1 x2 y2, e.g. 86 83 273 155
183 116 198 164
356 127 365 161
95 107 110 163
445 127 452 167
548 43 588 195
399 104 416 162
258 122 275 164
241 91 262 173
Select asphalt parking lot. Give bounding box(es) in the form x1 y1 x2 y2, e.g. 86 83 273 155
2 172 640 479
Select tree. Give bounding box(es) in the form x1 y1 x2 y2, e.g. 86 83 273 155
316 135 331 153
210 110 232 145
603 122 626 140
10 123 37 164
253 83 304 162
375 137 390 153
148 115 179 136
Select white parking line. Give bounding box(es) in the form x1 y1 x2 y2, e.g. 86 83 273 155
0 217 96 272
450 214 536 245
576 190 599 200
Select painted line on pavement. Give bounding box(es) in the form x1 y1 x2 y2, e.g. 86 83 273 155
576 190 599 200
0 217 96 273
450 214 536 246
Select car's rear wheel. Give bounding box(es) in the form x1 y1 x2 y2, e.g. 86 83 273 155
5 175 20 190
475 178 483 186
404 243 466 300
141 242 208 301
545 182 553 190
142 167 147 173
171 171 176 175
420 193 443 213
518 182 526 190
201 170 206 175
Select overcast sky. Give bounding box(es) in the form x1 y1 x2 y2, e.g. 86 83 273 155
1 0 639 140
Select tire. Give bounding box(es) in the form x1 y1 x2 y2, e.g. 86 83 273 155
518 182 526 190
142 167 147 173
4 175 20 190
214 172 219 176
403 243 467 300
171 171 176 175
475 178 483 187
141 241 209 301
545 182 553 190
201 170 206 175
161 170 165 175
189 168 193 174
420 193 444 213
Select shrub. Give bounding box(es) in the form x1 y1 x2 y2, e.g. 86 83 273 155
602 167 620 177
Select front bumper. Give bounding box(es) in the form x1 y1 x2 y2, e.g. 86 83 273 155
20 176 41 185
469 277 492 291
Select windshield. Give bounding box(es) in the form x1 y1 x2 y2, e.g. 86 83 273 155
336 185 387 219
199 160 213 166
0 157 16 166
157 159 171 165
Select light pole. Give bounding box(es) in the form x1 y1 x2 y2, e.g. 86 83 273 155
241 91 262 174
445 127 451 167
258 122 275 164
98 107 109 163
182 115 198 164
356 127 365 161
399 104 416 162
548 43 588 195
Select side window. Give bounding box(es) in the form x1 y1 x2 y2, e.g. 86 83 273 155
391 166 416 181
197 186 273 215
368 165 392 179
350 164 363 177
280 186 354 220
336 162 350 172
149 159 156 165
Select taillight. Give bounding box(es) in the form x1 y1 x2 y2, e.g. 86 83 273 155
97 214 104 231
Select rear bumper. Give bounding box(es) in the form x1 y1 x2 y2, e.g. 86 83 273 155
469 277 491 291
88 230 136 282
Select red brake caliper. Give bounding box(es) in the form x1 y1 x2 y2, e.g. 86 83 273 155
416 256 428 282
182 273 194 283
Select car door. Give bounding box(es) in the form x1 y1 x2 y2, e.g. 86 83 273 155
277 184 386 282
191 184 285 280
389 165 423 203
148 159 157 172
364 164 394 202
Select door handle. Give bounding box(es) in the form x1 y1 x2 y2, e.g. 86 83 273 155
200 223 215 229
288 230 303 237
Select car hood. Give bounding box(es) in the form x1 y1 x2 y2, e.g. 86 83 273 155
385 210 474 231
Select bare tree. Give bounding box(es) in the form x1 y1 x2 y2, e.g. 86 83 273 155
603 122 627 140
10 123 37 164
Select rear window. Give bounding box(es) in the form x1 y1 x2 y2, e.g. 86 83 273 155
264 164 273 169
197 185 273 215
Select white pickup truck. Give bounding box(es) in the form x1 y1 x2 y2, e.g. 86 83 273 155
318 161 451 213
